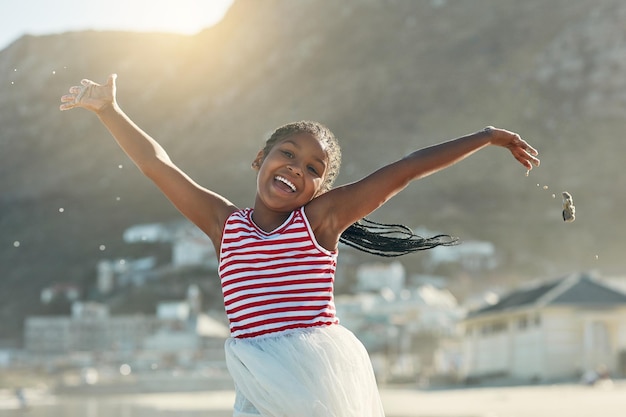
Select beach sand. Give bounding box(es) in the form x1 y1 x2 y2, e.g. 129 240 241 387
122 380 626 417
2 381 623 417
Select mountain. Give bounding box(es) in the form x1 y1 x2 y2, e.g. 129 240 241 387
2 0 625 341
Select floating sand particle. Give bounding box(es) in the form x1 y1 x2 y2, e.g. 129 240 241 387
59 207 64 213
543 185 548 190
99 244 106 251
13 241 20 247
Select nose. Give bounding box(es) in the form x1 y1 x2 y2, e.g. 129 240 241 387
287 163 303 177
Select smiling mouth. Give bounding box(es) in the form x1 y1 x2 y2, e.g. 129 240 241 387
275 175 296 192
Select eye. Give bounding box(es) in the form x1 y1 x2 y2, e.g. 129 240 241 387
281 150 293 158
307 166 319 175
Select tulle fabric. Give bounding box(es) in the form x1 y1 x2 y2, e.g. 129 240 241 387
224 324 385 417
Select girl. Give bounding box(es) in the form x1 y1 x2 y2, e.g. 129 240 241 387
60 74 539 417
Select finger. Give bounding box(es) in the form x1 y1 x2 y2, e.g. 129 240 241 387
60 93 75 110
515 136 539 156
521 146 540 167
59 93 79 111
59 102 76 111
530 155 540 167
522 153 540 168
106 73 117 86
525 149 540 167
523 142 539 157
513 148 540 170
80 79 95 87
513 139 539 163
60 87 84 109
519 157 534 171
74 84 89 103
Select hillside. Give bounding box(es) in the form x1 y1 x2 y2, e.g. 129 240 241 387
2 0 626 340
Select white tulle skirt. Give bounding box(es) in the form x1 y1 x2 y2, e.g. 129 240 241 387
224 324 385 417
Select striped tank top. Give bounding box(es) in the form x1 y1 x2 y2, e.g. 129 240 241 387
219 207 339 338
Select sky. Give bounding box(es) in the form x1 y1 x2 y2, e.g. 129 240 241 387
0 0 234 52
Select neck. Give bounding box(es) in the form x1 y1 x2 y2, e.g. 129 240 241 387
251 201 295 232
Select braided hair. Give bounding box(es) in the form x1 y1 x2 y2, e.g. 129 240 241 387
340 219 458 257
262 121 459 256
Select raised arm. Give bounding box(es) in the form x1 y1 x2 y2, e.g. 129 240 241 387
308 127 539 248
60 74 237 250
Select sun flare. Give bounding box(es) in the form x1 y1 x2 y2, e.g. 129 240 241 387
108 0 234 35
1 0 234 50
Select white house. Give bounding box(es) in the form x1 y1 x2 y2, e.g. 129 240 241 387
122 221 216 268
355 261 405 294
123 223 170 243
171 224 215 268
461 272 626 383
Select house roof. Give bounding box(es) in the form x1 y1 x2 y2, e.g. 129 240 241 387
468 272 626 318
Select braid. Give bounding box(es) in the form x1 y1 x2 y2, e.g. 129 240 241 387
263 121 458 256
339 218 459 257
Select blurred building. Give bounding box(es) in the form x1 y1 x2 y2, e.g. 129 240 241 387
336 261 463 384
23 293 229 369
123 220 216 268
461 272 626 383
355 261 405 294
24 303 158 355
425 240 497 272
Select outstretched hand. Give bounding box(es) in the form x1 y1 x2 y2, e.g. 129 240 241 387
60 74 117 113
484 126 540 171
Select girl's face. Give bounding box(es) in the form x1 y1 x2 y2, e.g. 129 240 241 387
253 132 329 213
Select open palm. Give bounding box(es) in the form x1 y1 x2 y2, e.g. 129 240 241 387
60 74 116 112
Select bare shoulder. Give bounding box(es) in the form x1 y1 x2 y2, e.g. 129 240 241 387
206 198 239 251
304 191 344 251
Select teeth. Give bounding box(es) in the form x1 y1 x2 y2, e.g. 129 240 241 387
275 176 296 192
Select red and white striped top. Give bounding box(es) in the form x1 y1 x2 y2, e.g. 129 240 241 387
219 207 339 338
